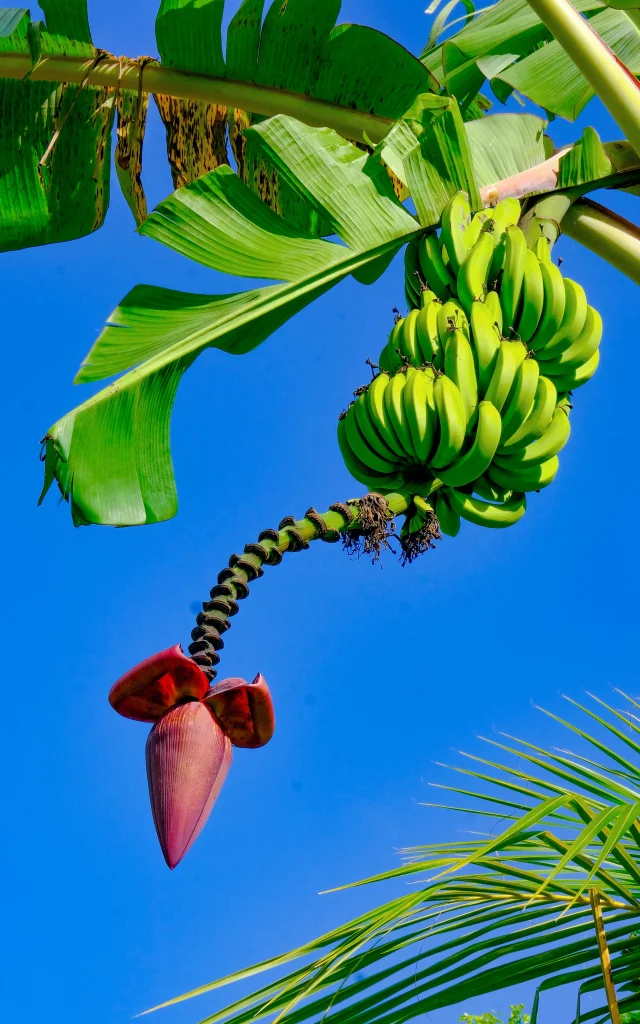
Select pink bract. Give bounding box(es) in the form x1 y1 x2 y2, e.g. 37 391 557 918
205 673 275 748
109 644 210 722
146 701 232 869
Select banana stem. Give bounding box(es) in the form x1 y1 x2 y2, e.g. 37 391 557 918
524 0 640 159
519 193 574 251
562 197 640 286
188 492 410 680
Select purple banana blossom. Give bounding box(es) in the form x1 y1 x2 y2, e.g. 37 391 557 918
109 645 275 868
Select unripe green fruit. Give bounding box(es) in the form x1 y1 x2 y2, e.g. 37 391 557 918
337 194 603 534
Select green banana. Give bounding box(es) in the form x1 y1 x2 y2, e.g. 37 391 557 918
534 235 552 264
498 374 557 452
444 328 478 428
499 356 539 442
379 318 403 373
466 208 494 250
470 300 501 397
484 340 527 412
473 475 512 502
366 373 407 458
557 393 573 415
528 259 566 353
488 197 522 285
337 416 402 490
447 488 527 529
431 374 467 469
494 406 570 470
488 454 559 492
344 402 400 475
540 278 588 359
440 191 472 275
353 392 401 464
404 238 423 308
384 371 416 457
434 488 461 537
400 309 422 365
403 367 437 463
420 288 438 309
537 305 602 375
437 300 470 346
484 289 504 337
516 249 545 343
457 231 494 316
418 232 455 301
545 348 600 392
437 401 502 487
415 298 442 366
499 225 527 333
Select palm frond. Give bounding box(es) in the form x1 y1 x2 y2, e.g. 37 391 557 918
149 692 640 1023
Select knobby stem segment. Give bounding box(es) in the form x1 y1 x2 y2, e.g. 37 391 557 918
0 52 394 145
524 0 640 159
563 196 640 286
188 492 411 680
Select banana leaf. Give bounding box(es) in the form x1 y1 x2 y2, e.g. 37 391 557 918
0 0 437 246
147 692 640 1023
0 3 114 250
39 116 431 526
420 0 640 128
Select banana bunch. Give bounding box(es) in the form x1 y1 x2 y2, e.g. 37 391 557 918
339 193 603 536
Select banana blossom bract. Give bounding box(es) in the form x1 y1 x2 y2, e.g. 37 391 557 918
109 645 275 868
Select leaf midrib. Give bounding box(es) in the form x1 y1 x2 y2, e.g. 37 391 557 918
0 50 398 144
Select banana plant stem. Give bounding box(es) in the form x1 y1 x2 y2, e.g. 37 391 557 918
188 492 410 680
563 196 640 286
0 51 394 145
524 0 640 160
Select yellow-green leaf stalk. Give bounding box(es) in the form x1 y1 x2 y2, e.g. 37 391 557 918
563 197 640 287
525 0 640 160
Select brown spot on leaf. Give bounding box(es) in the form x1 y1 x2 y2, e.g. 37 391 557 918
154 95 229 189
116 89 149 226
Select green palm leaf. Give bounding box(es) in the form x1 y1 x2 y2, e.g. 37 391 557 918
148 692 640 1023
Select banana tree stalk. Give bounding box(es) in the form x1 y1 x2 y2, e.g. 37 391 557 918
0 52 395 145
562 197 640 286
524 0 640 160
184 491 412 680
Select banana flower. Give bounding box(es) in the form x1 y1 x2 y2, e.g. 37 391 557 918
109 645 274 868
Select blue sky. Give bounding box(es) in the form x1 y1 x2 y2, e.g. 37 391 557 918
1 2 639 1022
